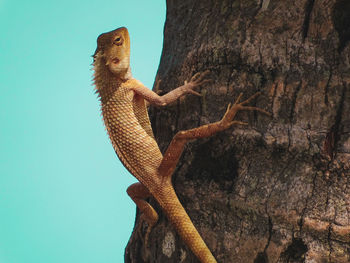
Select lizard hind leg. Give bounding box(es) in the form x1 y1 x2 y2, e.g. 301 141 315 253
150 92 269 263
126 182 158 254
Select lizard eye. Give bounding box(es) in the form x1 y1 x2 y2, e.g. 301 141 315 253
113 36 123 46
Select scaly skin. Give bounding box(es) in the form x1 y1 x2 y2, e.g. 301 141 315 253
93 27 269 263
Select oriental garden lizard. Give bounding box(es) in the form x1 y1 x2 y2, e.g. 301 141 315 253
92 27 269 263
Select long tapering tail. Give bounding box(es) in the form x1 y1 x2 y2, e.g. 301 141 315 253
156 185 217 263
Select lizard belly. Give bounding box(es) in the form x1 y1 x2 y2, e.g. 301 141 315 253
102 89 163 186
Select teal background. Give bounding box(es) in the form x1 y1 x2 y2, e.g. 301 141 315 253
0 0 165 262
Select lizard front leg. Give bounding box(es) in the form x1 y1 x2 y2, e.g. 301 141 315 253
129 71 211 106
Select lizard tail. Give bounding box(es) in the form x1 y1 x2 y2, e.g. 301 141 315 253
156 185 217 263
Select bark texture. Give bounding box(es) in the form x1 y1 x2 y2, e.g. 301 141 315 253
125 0 350 262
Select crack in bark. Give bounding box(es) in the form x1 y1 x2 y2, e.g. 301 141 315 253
236 160 252 202
302 0 316 41
258 39 264 71
271 79 279 120
324 68 333 105
332 78 347 159
327 220 334 263
290 80 302 123
298 171 318 233
263 215 273 254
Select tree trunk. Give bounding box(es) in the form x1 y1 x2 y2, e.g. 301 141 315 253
125 0 350 262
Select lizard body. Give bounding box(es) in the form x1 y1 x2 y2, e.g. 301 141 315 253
93 27 269 263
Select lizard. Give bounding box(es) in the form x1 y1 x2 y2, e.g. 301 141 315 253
92 27 269 263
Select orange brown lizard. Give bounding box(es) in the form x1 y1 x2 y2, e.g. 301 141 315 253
92 27 269 263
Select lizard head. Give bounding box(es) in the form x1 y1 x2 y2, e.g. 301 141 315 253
93 27 131 77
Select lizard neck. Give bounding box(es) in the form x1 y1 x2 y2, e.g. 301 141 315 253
93 54 132 104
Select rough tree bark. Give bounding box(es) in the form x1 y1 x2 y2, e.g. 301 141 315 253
125 0 350 262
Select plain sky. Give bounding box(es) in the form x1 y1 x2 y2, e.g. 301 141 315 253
0 0 165 262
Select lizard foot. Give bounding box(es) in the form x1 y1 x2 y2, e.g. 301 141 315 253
219 91 270 129
126 182 159 261
183 70 212 96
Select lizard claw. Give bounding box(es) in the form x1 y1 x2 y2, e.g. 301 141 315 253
222 103 232 118
235 92 270 116
187 70 211 86
240 91 261 106
190 72 202 82
188 89 202 97
184 70 212 97
219 91 270 130
234 92 244 105
229 120 248 126
240 106 271 116
190 70 210 82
